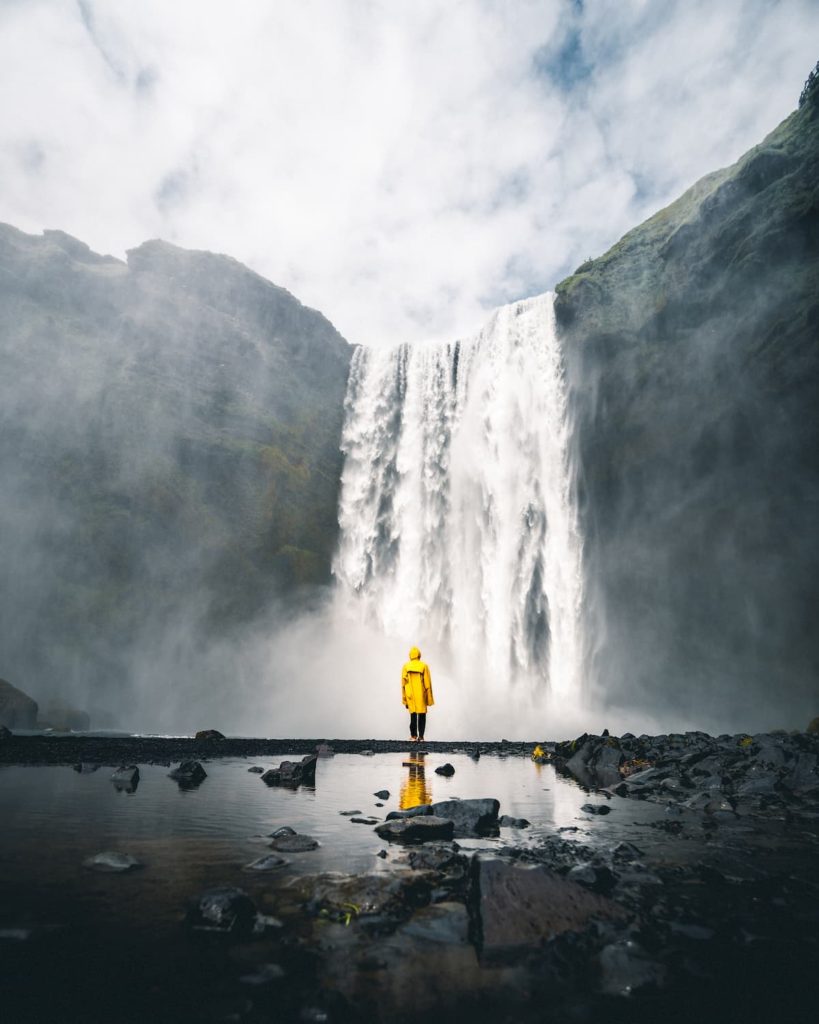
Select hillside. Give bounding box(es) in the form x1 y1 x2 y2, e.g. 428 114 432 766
555 74 819 727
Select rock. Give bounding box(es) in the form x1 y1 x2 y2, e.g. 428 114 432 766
351 817 380 825
386 805 432 821
187 887 258 936
0 724 11 740
261 754 318 787
270 826 297 838
110 765 140 792
247 766 264 773
611 842 643 862
83 851 142 873
168 760 207 788
375 802 384 807
567 864 617 894
194 729 225 742
0 678 38 729
377 849 388 858
598 940 667 995
340 809 363 816
472 856 625 958
243 854 289 872
434 763 455 776
375 816 455 842
428 798 500 835
783 752 818 792
373 790 390 799
498 815 530 828
270 833 319 852
581 803 611 815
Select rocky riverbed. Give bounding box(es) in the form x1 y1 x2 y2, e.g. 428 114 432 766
1 730 817 1024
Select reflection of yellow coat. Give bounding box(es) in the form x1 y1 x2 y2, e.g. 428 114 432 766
401 647 434 713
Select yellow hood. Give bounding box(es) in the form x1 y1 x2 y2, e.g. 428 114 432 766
409 646 421 660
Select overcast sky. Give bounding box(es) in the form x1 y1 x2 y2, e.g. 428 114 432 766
1 0 817 346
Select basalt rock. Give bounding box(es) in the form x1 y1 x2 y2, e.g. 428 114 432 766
83 851 142 873
270 833 319 852
186 886 258 937
434 763 455 777
110 764 140 792
261 753 317 787
194 730 225 742
168 760 207 788
375 816 455 843
428 798 500 836
0 678 38 730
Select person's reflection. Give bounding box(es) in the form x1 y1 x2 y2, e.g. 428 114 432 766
400 753 432 809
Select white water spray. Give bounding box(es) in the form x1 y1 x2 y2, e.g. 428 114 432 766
334 293 584 722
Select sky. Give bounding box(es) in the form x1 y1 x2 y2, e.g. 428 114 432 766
1 0 817 347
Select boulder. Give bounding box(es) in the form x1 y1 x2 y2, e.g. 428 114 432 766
83 851 141 873
498 815 530 828
194 729 225 742
373 790 390 799
375 816 455 842
598 940 667 995
186 887 258 936
168 761 207 788
434 763 455 776
242 854 289 872
247 766 264 773
0 678 38 729
261 753 317 787
428 798 500 835
386 804 432 821
471 856 624 958
110 765 140 792
269 833 319 852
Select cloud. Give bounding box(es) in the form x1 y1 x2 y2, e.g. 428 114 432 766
0 0 817 346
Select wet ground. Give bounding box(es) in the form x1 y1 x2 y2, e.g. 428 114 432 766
1 736 817 1023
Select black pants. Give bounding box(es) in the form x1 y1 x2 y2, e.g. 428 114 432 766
409 712 427 739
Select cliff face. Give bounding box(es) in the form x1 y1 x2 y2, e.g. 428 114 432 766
556 83 819 727
0 226 352 712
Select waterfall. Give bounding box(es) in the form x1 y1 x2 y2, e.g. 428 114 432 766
334 292 583 707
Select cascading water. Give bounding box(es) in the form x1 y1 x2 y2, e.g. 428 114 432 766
334 292 584 717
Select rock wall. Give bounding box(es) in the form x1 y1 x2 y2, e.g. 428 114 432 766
0 226 352 713
556 83 819 728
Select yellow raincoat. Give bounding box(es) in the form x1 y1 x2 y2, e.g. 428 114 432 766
401 646 434 713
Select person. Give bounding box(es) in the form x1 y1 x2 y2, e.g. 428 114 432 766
401 645 434 742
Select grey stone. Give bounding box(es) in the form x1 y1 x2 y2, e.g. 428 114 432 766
472 856 625 958
243 854 289 872
350 817 380 825
270 825 297 838
247 766 264 773
270 833 319 852
187 887 257 936
0 678 38 730
194 729 225 742
339 809 363 816
110 765 139 792
386 804 432 821
83 851 142 873
434 763 455 776
375 816 455 842
373 790 390 799
400 902 469 944
261 753 317 787
498 815 530 828
428 798 500 835
581 803 611 815
168 760 207 788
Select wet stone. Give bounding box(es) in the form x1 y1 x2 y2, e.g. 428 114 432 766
340 809 363 816
194 729 225 742
498 815 530 828
187 887 257 937
581 803 611 815
435 763 455 776
83 851 142 873
261 754 317 787
375 816 455 843
386 804 432 821
598 940 667 995
429 798 500 835
243 854 289 872
168 760 207 788
472 856 625 958
270 833 320 852
351 817 380 825
373 789 390 799
110 765 139 792
247 766 264 773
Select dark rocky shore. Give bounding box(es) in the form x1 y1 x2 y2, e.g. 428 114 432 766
2 729 817 1024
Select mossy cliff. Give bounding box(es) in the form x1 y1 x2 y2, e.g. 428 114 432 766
0 228 351 711
555 73 819 726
